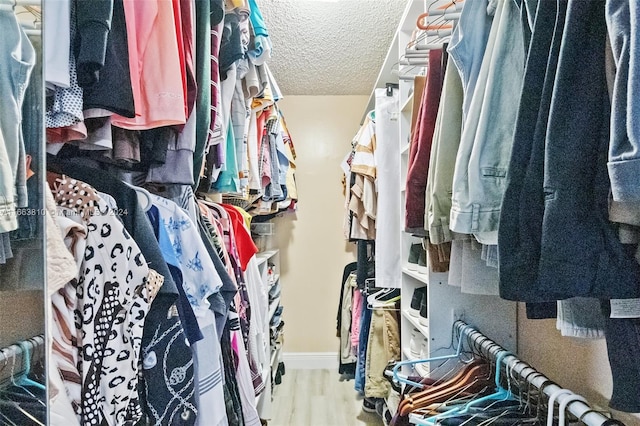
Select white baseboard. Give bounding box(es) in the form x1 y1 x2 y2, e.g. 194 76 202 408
282 352 339 370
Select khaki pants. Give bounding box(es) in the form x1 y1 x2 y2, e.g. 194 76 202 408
364 308 400 398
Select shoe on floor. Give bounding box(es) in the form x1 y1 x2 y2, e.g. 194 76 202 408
362 397 378 413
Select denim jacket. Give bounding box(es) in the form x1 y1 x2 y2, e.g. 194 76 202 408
606 0 640 203
449 0 526 238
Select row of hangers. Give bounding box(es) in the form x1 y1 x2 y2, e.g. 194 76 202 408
363 278 401 311
396 0 464 81
0 336 46 426
384 322 623 426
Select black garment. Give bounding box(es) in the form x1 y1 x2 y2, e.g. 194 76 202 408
139 126 177 167
356 240 374 289
211 0 225 26
499 0 640 302
498 0 564 303
536 0 640 300
82 0 135 118
139 295 197 426
221 322 245 426
602 300 640 413
75 0 114 88
219 12 243 80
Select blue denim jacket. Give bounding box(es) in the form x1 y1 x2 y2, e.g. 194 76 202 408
449 0 526 238
0 5 35 234
606 0 640 202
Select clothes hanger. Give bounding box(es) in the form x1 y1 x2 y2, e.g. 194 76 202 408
392 324 468 388
123 181 153 211
366 287 400 310
558 393 587 425
0 344 45 405
402 361 492 418
419 351 517 425
546 389 573 426
452 358 533 426
15 342 44 391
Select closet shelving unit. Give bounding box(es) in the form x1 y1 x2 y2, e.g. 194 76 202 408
365 0 518 380
255 249 285 421
0 0 45 352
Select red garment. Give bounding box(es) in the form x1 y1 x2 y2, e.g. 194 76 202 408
405 49 445 233
221 204 258 271
46 121 88 143
179 0 197 118
172 0 188 118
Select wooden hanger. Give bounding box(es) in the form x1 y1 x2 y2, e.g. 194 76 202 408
399 362 492 416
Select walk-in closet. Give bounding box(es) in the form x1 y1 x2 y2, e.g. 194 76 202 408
0 0 639 425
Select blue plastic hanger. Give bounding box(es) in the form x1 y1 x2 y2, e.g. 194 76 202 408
392 324 471 389
412 351 517 425
15 342 45 391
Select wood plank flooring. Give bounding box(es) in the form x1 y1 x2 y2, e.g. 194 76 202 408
270 369 384 426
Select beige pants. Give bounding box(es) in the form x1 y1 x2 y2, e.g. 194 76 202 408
364 308 400 398
340 274 357 365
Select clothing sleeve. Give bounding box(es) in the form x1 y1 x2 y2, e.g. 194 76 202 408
75 0 114 88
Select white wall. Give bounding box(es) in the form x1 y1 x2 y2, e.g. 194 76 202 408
273 95 367 353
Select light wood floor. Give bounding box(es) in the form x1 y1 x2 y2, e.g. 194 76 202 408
270 369 385 426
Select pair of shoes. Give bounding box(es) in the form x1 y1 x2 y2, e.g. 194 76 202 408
407 242 429 273
409 328 421 357
363 397 382 414
409 286 428 326
407 243 426 272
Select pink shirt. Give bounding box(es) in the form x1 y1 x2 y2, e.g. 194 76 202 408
112 0 186 130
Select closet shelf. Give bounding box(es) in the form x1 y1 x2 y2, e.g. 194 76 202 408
269 296 281 321
402 267 430 284
270 345 282 371
257 250 278 266
268 274 280 289
401 346 430 377
401 143 411 155
402 346 416 361
402 309 429 338
401 93 414 113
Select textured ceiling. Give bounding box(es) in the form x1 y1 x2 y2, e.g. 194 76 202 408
260 0 407 96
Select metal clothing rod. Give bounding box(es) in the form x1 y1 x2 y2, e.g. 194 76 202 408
452 321 622 426
0 335 45 384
